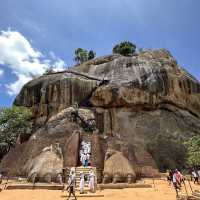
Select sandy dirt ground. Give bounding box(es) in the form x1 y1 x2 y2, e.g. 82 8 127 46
0 179 200 200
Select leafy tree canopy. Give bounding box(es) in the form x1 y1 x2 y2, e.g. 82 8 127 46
0 106 32 159
112 41 136 56
184 136 200 167
88 50 96 60
74 48 96 64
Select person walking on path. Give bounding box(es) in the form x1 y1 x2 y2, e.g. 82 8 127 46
192 170 198 184
175 169 183 187
67 170 77 200
167 170 173 185
172 170 180 197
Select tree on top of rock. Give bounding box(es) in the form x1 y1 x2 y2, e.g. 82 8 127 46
88 50 96 60
74 48 96 64
112 41 136 56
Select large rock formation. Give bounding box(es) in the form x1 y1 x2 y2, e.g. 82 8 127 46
1 49 200 182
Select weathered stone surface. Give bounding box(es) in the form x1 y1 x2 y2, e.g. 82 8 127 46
0 107 91 179
25 143 63 183
91 132 105 169
63 131 80 168
14 72 99 125
103 150 136 183
83 50 200 119
1 49 200 182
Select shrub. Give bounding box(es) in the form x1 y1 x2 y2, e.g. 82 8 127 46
74 48 96 64
112 41 136 56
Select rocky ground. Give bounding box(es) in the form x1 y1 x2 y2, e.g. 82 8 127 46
1 179 199 200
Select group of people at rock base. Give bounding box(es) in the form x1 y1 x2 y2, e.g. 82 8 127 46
79 170 95 194
191 168 200 184
167 168 200 196
167 169 184 196
80 153 90 167
79 141 91 167
66 169 95 200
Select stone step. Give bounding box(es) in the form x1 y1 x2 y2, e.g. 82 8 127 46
73 166 97 186
7 183 63 190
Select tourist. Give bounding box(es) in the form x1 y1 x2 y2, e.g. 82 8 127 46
67 170 77 200
86 153 90 166
172 170 180 197
0 172 2 184
88 170 95 193
79 171 85 194
167 170 173 185
84 156 88 167
192 169 198 184
57 173 63 185
197 168 200 181
175 169 183 187
83 153 88 167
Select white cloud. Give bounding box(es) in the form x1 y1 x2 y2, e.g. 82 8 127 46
0 69 3 76
0 30 66 95
6 74 32 96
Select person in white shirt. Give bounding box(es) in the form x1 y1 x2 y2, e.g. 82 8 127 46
67 170 77 200
88 170 95 193
79 171 85 194
172 170 180 197
197 169 200 178
192 170 198 184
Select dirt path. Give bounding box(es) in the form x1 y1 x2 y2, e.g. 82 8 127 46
0 179 199 200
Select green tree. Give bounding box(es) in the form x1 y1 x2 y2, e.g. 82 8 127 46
184 136 200 167
74 48 88 64
88 50 96 60
0 106 32 159
112 41 136 56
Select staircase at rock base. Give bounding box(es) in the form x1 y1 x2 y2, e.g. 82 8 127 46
73 166 97 188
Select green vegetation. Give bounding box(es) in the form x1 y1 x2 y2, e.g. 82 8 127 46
112 41 136 56
74 48 96 64
184 136 200 167
88 50 96 60
0 106 32 159
147 134 187 171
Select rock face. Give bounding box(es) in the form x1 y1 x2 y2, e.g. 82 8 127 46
25 143 63 183
103 150 136 184
1 49 200 182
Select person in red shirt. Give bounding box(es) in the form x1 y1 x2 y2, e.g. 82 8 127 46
175 169 183 187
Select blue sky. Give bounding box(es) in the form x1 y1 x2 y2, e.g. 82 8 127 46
0 0 200 107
